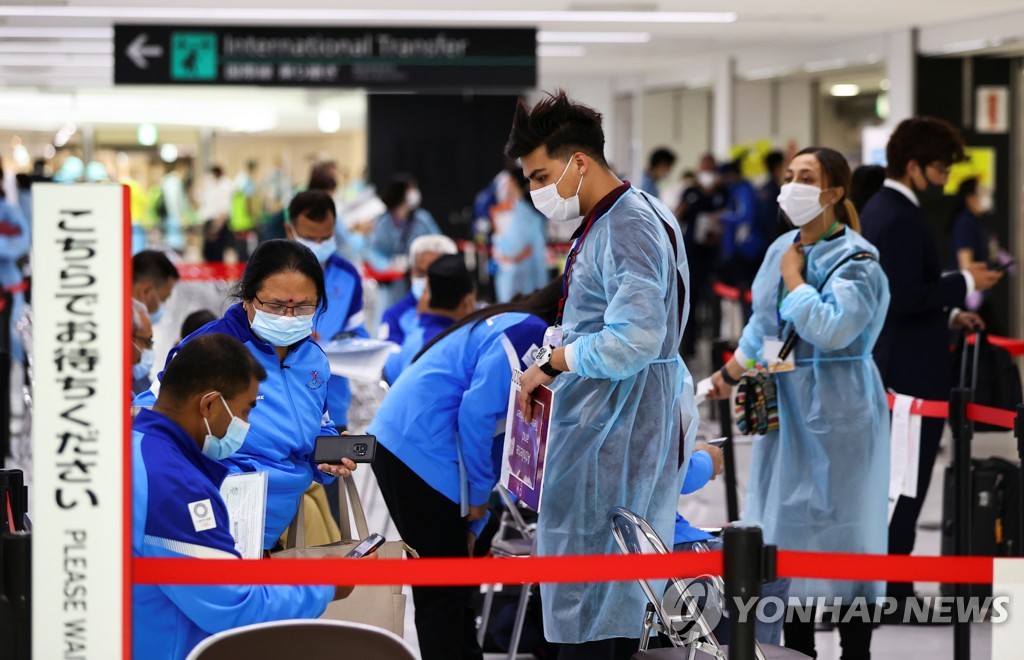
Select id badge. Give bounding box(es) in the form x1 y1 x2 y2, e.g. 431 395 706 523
544 325 564 348
763 337 795 373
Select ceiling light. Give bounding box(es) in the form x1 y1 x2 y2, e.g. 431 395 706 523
317 108 342 134
0 27 113 39
137 123 158 146
805 58 848 73
0 54 113 68
13 145 30 167
44 144 56 159
0 42 114 54
159 144 178 163
537 31 651 43
880 79 891 91
830 84 861 97
0 6 737 24
538 45 587 58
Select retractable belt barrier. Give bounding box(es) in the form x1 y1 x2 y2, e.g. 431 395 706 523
712 281 754 304
885 391 1018 430
967 333 1024 358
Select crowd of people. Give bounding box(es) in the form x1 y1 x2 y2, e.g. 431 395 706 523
1 88 1012 660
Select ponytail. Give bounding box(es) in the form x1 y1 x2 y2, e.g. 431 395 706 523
841 199 860 233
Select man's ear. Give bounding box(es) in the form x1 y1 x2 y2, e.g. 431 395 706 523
198 391 218 420
284 222 295 240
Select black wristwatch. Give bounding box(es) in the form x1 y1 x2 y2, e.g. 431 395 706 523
720 365 741 386
535 346 562 378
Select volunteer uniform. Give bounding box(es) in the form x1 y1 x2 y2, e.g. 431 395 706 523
315 253 369 429
382 312 454 385
135 304 339 549
379 291 418 345
540 185 696 644
132 409 332 660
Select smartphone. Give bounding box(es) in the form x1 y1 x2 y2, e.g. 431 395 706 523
345 533 386 558
991 259 1016 272
314 434 378 465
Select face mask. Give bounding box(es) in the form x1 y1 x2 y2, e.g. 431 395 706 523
697 171 717 189
406 188 422 209
149 303 165 325
977 193 994 214
778 183 829 227
530 158 584 223
296 235 337 265
411 276 428 301
914 162 946 203
133 346 155 380
251 308 314 347
202 394 250 460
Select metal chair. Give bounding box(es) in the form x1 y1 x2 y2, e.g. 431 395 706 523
609 507 809 660
477 486 536 659
185 619 417 660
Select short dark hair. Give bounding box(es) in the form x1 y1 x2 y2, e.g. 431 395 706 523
211 165 224 178
288 190 336 224
246 159 258 171
307 164 337 192
850 165 886 213
132 250 180 285
180 309 218 340
886 117 965 179
505 90 608 166
427 254 474 311
232 239 328 313
379 174 416 212
765 151 785 172
649 148 677 170
159 334 267 403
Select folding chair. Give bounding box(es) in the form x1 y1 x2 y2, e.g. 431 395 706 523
477 486 536 659
185 619 417 660
609 507 809 660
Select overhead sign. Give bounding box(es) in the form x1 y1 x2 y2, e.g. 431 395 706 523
32 184 130 660
114 25 536 90
976 86 1009 134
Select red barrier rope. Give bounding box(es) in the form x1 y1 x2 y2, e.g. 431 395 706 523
969 333 1024 358
133 549 998 587
177 262 246 282
886 392 1018 430
712 282 754 304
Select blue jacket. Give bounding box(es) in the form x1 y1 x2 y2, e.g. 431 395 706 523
720 179 764 262
0 199 29 288
368 312 547 536
132 409 332 660
383 312 454 385
135 304 338 549
316 254 369 429
379 292 418 345
673 450 715 544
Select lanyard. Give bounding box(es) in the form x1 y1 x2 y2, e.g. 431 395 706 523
776 220 840 335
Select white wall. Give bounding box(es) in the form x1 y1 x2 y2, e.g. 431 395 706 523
734 80 773 145
777 79 816 150
533 75 618 166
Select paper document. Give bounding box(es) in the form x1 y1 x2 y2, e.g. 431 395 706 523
219 471 268 559
500 370 554 512
887 394 921 523
695 377 714 406
320 338 399 382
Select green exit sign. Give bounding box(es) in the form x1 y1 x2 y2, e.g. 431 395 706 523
170 32 218 80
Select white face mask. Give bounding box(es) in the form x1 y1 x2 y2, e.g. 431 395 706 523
778 182 829 227
295 234 337 265
251 308 314 347
530 158 584 223
977 193 994 214
406 188 422 209
133 346 155 380
697 171 717 189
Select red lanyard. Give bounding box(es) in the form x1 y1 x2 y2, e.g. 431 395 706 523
556 212 606 326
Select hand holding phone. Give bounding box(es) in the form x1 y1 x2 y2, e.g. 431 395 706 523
315 434 378 465
345 533 386 558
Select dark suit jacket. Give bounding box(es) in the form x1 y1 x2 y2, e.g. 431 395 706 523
860 186 967 400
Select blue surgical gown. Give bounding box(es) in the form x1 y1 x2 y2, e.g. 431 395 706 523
494 200 548 303
736 228 890 602
539 187 697 643
367 209 441 328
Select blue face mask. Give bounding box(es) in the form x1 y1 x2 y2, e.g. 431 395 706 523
295 234 338 266
411 276 428 301
149 303 166 325
133 347 155 380
202 394 250 460
251 308 314 347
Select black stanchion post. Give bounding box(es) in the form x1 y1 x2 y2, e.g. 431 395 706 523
723 527 763 660
3 531 30 660
711 338 740 523
950 386 973 660
0 289 11 467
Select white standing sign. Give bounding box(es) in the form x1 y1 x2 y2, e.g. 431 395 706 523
32 183 130 659
976 86 1009 134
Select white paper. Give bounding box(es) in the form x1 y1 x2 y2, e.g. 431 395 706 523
888 394 912 524
695 377 714 406
902 410 922 498
219 471 269 559
320 338 399 381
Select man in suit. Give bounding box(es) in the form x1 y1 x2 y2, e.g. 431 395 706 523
860 117 1003 604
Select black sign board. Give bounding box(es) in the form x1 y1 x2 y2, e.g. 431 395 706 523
114 25 536 91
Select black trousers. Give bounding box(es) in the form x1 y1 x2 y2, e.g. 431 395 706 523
558 637 644 660
784 607 874 660
887 416 945 599
202 219 232 262
372 443 483 660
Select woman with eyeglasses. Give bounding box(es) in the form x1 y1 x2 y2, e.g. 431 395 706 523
134 239 355 551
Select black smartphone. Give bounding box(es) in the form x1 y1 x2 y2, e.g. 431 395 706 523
345 533 386 558
991 259 1015 272
314 434 378 464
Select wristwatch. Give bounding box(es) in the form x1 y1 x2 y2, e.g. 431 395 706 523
720 365 741 386
535 346 562 378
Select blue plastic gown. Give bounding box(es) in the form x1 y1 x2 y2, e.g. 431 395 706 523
539 187 697 644
494 200 548 303
737 229 891 602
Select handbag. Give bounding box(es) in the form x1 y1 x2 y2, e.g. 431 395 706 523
273 476 418 636
733 250 878 435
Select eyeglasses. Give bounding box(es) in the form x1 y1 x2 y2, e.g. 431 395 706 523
926 162 952 177
133 334 154 349
254 294 317 317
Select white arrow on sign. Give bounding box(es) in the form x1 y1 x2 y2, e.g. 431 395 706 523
127 33 163 69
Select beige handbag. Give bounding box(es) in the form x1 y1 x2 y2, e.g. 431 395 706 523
273 476 417 636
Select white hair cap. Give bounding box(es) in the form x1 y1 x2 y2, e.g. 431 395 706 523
409 234 458 261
